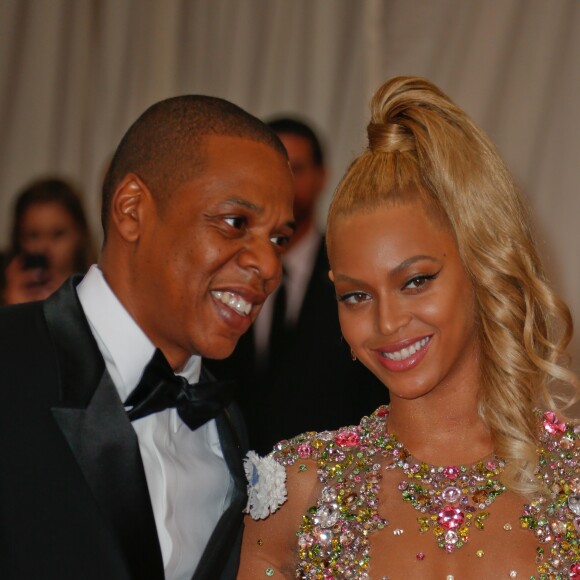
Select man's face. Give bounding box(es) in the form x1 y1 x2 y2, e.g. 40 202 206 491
127 135 295 369
277 133 325 224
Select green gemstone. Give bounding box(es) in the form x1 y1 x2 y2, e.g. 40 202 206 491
520 515 537 530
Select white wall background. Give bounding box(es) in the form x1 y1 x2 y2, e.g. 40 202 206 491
1 0 579 368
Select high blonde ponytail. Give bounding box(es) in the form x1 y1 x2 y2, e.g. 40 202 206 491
328 76 579 497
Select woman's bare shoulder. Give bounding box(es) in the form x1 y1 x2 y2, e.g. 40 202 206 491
238 457 321 579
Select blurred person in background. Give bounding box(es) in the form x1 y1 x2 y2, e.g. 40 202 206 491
1 177 95 304
206 117 387 455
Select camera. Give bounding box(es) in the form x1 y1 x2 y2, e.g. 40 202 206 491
21 253 49 270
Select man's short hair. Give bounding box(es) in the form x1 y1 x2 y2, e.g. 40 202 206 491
102 95 287 235
267 117 324 167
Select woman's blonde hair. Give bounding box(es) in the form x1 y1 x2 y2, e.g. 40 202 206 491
327 76 579 496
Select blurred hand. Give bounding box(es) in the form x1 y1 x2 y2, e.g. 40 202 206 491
2 256 60 304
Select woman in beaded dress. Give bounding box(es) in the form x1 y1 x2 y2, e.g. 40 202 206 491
238 77 580 579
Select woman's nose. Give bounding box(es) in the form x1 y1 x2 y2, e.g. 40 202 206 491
23 237 47 255
376 294 412 336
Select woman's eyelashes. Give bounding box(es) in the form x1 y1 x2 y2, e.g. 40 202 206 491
337 291 371 305
337 270 441 303
402 270 440 292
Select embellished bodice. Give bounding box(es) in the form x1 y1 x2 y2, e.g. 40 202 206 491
270 406 580 579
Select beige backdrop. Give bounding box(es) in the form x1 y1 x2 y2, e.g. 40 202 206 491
1 0 579 370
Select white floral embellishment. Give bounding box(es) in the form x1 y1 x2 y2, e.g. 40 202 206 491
244 450 287 520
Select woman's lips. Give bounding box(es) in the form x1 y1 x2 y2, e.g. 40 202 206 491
374 335 432 372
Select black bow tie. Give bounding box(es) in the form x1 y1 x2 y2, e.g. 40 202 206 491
125 349 234 430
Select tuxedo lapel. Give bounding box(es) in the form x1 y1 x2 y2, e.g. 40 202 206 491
45 277 164 579
193 381 248 580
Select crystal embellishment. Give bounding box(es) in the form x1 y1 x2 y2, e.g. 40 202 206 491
568 494 580 516
313 503 340 528
438 506 464 530
442 486 462 503
269 405 580 578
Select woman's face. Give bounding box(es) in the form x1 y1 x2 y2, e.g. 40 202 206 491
19 201 84 279
328 202 479 401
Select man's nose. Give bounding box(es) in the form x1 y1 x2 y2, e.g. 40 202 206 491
238 237 281 284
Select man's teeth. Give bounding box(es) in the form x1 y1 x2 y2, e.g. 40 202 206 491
381 337 430 361
212 291 252 316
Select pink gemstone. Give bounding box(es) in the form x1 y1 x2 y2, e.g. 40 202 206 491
376 406 389 417
335 430 360 447
297 443 313 458
570 563 580 577
437 505 465 530
416 552 425 561
543 411 566 434
443 466 460 480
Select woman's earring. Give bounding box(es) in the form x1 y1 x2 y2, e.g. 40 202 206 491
350 348 357 361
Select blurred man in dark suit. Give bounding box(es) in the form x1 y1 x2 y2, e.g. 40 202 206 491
207 117 388 455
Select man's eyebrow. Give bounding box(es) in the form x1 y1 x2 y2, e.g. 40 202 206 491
221 197 261 212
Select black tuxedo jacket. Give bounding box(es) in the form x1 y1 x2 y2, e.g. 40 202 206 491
0 277 247 580
206 238 388 455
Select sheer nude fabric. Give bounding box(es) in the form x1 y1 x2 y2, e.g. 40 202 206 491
239 411 579 580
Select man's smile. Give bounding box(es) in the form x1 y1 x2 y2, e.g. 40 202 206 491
211 290 253 316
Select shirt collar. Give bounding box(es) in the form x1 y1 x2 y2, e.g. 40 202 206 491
77 265 202 404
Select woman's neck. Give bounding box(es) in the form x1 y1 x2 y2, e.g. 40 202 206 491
386 388 493 466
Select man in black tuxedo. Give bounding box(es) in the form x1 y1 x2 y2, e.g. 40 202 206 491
206 118 388 455
0 97 294 579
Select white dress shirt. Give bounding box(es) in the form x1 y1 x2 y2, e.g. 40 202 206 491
77 265 232 580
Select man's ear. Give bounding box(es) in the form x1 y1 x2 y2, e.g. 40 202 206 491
110 173 152 242
328 269 334 282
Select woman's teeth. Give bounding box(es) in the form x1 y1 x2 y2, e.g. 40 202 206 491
212 291 252 316
381 337 430 361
